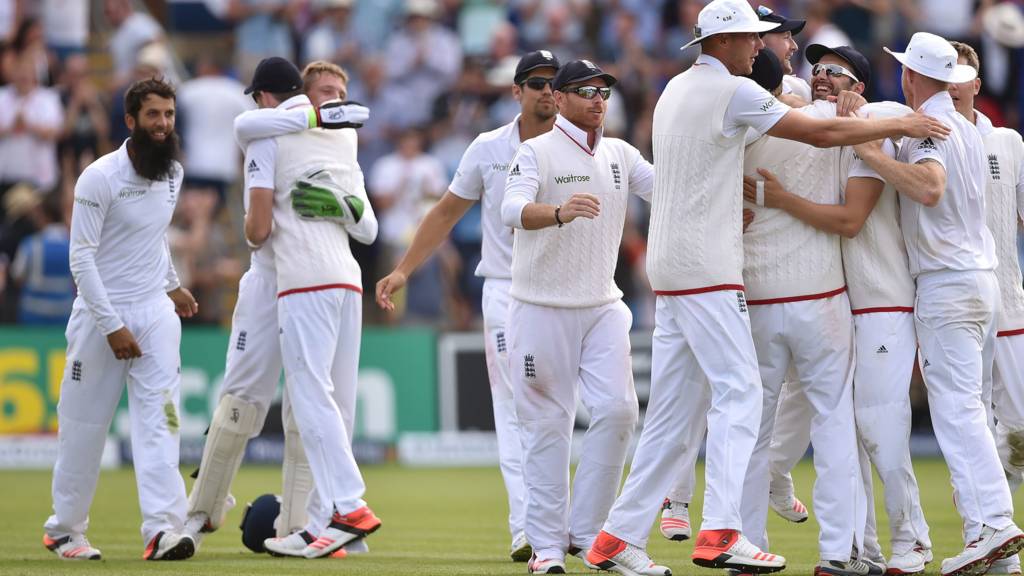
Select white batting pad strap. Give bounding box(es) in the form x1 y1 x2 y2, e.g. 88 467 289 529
187 394 261 530
755 180 765 206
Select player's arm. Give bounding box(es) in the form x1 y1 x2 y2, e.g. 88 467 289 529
243 138 277 247
233 101 369 148
854 137 946 206
344 169 378 245
625 145 654 203
501 143 599 229
768 107 949 148
163 231 198 318
69 169 141 358
744 169 882 238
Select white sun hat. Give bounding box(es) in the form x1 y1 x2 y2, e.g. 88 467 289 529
883 31 977 83
681 0 780 50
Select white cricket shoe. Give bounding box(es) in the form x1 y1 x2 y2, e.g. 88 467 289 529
588 531 672 576
988 555 1022 574
528 554 566 574
265 530 316 557
888 546 928 575
303 506 382 559
941 524 1024 576
660 499 692 541
814 558 885 576
143 531 196 561
569 544 601 570
43 534 101 560
769 491 809 523
511 531 532 562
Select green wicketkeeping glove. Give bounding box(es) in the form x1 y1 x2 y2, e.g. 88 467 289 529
291 180 364 225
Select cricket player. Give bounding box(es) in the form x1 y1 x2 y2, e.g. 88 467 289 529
375 49 561 563
44 78 199 561
587 1 949 574
853 31 1024 576
184 58 375 557
756 5 811 103
500 59 655 575
244 55 381 559
948 40 1024 576
743 44 934 574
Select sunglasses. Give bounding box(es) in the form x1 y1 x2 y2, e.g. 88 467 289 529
811 63 859 83
756 5 774 17
522 77 554 91
563 86 612 100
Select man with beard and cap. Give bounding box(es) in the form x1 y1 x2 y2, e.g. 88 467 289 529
586 0 949 573
183 59 374 559
948 39 1024 576
744 43 934 574
755 5 811 103
854 31 1024 576
500 58 655 575
375 49 560 563
43 77 199 562
242 55 382 559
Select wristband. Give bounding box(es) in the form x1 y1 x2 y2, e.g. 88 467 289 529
554 205 564 228
755 180 765 207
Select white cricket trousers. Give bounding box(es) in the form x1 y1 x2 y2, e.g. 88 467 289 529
917 270 1013 540
993 331 1024 477
278 288 366 524
508 298 638 561
604 291 762 548
46 297 186 545
482 278 526 539
742 293 861 562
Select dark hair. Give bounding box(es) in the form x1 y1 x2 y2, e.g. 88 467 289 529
11 17 39 53
124 77 176 119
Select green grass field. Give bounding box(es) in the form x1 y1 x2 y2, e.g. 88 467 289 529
1 459 1020 575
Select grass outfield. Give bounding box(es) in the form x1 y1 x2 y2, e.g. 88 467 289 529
1 460 1021 575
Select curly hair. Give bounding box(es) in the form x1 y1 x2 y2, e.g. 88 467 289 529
124 77 176 119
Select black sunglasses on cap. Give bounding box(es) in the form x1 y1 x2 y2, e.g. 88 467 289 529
563 86 612 100
521 76 555 90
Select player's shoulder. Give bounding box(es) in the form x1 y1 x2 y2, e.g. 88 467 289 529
990 126 1024 148
601 136 641 158
471 120 519 150
860 101 912 119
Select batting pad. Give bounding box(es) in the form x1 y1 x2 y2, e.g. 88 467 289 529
277 404 314 537
188 394 261 530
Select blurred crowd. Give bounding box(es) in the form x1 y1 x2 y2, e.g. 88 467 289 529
0 0 1022 330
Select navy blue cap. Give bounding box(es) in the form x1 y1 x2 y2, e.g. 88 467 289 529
552 59 617 91
756 5 806 35
744 48 784 92
514 50 561 85
245 57 302 95
806 44 871 89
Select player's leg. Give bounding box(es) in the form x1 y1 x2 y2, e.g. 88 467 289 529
858 441 885 570
126 299 194 560
508 299 581 571
916 272 1020 575
278 290 378 559
482 278 529 560
43 307 126 559
277 393 314 535
660 412 705 542
993 332 1024 480
569 300 638 553
188 269 281 532
853 311 931 571
788 294 863 566
767 378 812 523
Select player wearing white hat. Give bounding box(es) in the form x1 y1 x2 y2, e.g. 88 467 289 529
501 59 656 575
948 39 1024 576
44 78 199 562
183 60 374 559
854 31 1024 576
376 50 561 563
587 0 949 574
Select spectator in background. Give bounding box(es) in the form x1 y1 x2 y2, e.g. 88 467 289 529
10 191 72 325
658 0 703 75
303 0 362 71
511 0 590 52
370 127 448 322
226 0 300 84
0 54 62 201
108 46 171 145
349 57 403 170
41 0 87 62
384 0 463 129
104 0 164 88
3 17 51 85
177 55 252 204
58 54 109 194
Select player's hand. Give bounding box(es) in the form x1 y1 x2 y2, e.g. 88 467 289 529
828 90 867 118
742 169 783 208
376 271 407 312
901 112 950 140
168 287 199 318
743 208 754 232
107 327 142 360
559 193 600 223
292 179 364 225
316 99 370 130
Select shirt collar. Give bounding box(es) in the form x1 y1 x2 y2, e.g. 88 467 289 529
279 94 311 109
695 54 730 74
919 90 954 113
554 114 603 155
510 113 523 148
973 109 994 136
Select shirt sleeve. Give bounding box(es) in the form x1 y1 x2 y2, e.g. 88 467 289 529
243 138 277 197
625 145 654 203
234 108 311 149
69 168 123 335
902 135 946 170
501 143 541 229
849 139 897 181
723 78 791 139
345 167 379 245
448 139 484 201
